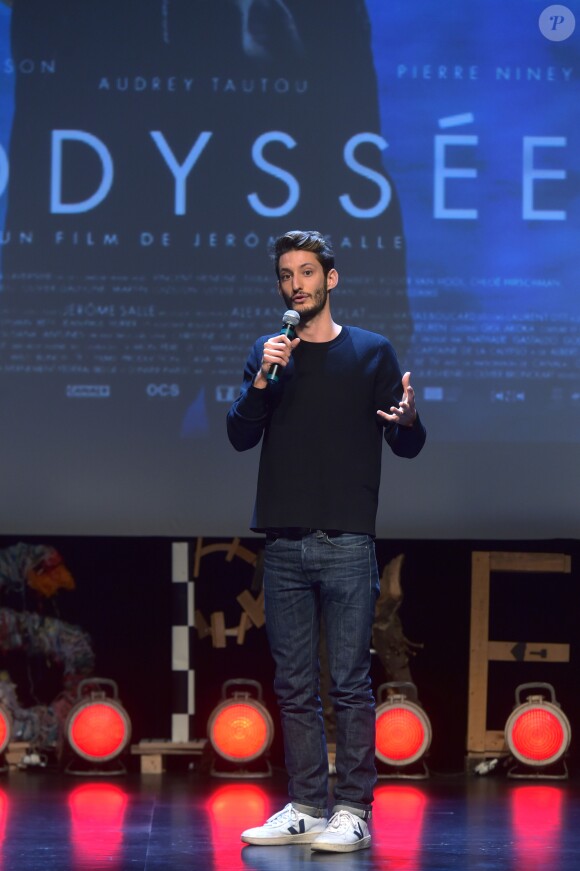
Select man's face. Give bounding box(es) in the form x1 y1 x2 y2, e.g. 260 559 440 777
277 250 335 322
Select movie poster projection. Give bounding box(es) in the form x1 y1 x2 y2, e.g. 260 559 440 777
369 3 579 443
0 1 578 538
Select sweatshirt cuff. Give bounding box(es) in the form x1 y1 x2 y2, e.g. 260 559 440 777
238 383 269 414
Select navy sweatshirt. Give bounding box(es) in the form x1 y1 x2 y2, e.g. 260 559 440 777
227 325 426 535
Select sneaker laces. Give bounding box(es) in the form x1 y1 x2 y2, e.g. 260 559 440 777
327 810 360 832
265 803 298 826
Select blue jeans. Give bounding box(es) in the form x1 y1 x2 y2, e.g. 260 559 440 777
263 530 380 817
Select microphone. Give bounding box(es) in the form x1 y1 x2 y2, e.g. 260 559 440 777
267 310 300 382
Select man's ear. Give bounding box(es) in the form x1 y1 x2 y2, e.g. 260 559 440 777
326 268 339 290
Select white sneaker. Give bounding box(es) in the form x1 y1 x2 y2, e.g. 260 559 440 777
241 803 328 845
311 809 371 852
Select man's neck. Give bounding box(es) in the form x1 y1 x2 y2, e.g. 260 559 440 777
297 311 342 343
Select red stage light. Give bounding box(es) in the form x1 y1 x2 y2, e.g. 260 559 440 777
210 702 270 761
207 679 274 774
511 708 565 763
376 703 431 765
375 684 432 769
0 706 11 755
69 702 130 762
505 685 571 770
65 679 131 768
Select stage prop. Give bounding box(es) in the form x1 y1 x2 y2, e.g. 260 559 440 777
0 543 95 764
466 551 572 771
372 554 423 685
130 739 207 775
170 539 264 744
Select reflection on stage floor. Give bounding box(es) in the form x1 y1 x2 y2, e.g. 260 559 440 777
0 767 578 869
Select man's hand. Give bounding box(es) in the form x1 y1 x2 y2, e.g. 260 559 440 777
377 371 417 427
254 333 301 388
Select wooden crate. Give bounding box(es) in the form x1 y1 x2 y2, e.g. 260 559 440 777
5 742 29 769
131 739 207 774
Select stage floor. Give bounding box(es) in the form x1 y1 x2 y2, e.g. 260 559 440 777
0 766 577 869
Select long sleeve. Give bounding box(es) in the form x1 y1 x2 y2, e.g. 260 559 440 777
226 339 271 451
374 338 427 458
385 413 427 458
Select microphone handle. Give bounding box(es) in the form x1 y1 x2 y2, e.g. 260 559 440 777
267 324 297 383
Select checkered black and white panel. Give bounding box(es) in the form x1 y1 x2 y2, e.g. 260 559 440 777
171 541 195 742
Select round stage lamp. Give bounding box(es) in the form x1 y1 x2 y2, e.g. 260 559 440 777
0 704 12 771
505 683 571 773
375 683 432 776
65 679 131 774
0 704 12 756
208 679 274 777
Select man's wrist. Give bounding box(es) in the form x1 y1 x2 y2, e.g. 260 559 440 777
253 371 269 389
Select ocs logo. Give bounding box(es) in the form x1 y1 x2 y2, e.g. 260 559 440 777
146 383 180 398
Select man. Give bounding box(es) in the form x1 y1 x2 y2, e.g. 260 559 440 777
227 230 426 853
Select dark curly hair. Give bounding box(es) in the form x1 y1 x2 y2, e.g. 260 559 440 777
271 230 335 279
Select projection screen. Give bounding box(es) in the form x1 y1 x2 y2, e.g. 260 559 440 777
0 0 578 539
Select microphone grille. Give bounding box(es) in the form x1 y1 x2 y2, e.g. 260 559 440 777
283 310 301 327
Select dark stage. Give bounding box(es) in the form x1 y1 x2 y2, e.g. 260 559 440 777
0 766 577 870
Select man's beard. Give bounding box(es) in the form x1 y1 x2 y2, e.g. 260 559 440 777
281 279 329 323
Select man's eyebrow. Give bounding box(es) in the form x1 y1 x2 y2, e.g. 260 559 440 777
280 261 318 273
